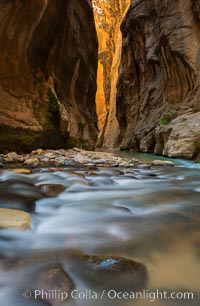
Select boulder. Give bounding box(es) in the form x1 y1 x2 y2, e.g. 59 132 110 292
12 168 32 174
37 184 65 197
0 208 31 229
4 152 19 162
35 264 74 305
68 255 148 290
155 112 200 158
74 153 90 164
24 158 39 168
151 160 174 167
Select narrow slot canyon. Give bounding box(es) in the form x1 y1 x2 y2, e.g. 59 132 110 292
0 2 200 306
93 0 130 148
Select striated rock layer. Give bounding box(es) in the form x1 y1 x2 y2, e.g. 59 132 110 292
93 0 129 147
0 0 98 153
117 0 200 158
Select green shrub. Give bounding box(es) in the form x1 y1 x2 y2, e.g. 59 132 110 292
47 87 61 128
159 111 172 125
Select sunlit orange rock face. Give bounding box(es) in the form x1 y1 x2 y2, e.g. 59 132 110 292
96 61 107 133
93 0 130 147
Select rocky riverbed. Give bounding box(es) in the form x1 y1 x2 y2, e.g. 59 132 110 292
0 148 174 170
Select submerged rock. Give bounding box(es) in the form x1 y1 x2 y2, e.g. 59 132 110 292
0 208 31 229
91 177 114 186
35 264 74 305
38 184 65 197
68 255 148 290
0 178 43 212
0 196 36 213
11 168 32 174
0 264 74 306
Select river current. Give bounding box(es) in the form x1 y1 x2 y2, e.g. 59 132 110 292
0 152 199 306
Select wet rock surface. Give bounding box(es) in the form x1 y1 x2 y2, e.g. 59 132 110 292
0 208 31 229
11 169 32 175
68 255 148 290
0 176 42 212
35 264 74 305
37 184 65 198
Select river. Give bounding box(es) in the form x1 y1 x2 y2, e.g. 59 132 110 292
0 152 199 306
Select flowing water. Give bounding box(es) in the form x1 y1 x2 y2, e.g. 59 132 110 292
0 153 200 306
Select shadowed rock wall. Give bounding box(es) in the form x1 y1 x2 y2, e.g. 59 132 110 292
117 0 200 158
0 0 98 152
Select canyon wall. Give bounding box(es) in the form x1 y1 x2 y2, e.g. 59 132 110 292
93 0 129 147
0 0 98 153
117 0 200 159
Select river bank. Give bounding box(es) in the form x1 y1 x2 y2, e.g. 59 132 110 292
0 148 174 170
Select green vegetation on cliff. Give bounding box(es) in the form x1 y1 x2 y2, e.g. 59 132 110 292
159 111 172 125
47 87 61 129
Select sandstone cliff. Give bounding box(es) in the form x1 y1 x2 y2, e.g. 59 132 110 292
117 0 200 158
93 0 129 147
0 0 98 153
